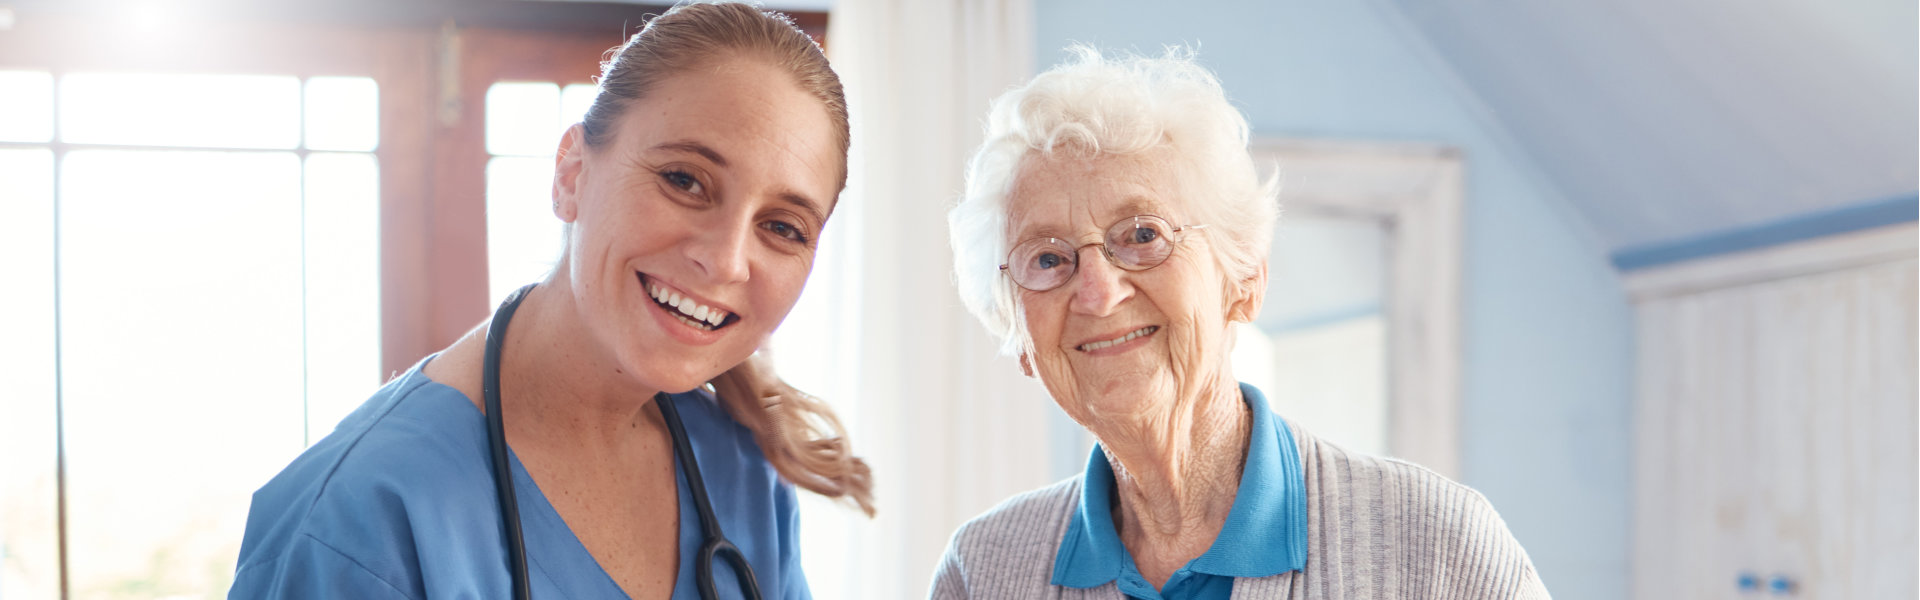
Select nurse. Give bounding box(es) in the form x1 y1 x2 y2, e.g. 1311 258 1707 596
230 3 871 598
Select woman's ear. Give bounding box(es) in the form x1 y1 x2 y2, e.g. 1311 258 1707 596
552 124 588 223
1017 351 1035 378
1225 262 1268 324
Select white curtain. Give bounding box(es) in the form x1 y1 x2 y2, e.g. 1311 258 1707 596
770 2 1049 598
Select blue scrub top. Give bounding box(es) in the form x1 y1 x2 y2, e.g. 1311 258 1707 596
1051 383 1309 600
230 357 809 599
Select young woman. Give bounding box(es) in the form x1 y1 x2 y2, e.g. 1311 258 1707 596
232 4 871 598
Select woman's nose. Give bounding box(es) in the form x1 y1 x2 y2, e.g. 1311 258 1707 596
687 216 752 284
1068 247 1131 316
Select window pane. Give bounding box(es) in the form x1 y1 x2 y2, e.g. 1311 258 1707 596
0 148 59 600
1262 316 1388 456
486 156 565 305
486 82 561 156
304 77 378 152
560 83 597 129
60 149 306 598
61 73 300 149
0 71 53 142
1238 215 1391 456
304 152 381 443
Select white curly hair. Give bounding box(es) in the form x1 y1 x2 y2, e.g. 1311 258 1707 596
948 45 1280 355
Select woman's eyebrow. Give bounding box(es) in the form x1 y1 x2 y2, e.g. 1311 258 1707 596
651 139 728 167
1115 196 1164 217
1008 219 1058 241
780 191 827 225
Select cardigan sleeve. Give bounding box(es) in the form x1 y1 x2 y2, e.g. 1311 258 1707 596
1432 484 1552 600
929 525 973 600
924 478 1084 600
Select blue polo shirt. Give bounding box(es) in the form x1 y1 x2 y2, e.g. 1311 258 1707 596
1051 383 1308 599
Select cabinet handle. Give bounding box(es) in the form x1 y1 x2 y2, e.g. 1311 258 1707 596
1769 575 1795 595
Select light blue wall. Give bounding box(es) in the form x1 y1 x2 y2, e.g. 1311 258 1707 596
1032 1 1635 598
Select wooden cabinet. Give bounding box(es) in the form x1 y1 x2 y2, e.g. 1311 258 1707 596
1632 226 1917 599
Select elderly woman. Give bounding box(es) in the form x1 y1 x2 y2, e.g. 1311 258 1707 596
932 48 1548 599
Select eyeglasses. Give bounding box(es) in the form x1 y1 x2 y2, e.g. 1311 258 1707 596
999 215 1207 292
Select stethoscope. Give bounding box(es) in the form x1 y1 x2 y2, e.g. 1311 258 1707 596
484 283 764 600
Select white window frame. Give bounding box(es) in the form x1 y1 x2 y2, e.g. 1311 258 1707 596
1251 138 1465 478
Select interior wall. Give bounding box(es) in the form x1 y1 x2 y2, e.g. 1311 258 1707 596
1031 1 1634 598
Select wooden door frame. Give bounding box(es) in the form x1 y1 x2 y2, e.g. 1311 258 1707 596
417 26 630 373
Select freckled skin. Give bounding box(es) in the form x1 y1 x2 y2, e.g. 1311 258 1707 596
425 53 843 599
559 55 840 394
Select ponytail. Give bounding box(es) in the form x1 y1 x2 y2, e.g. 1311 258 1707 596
709 354 875 516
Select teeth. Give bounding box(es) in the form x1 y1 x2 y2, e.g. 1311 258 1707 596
674 314 713 331
644 277 733 330
1079 326 1157 351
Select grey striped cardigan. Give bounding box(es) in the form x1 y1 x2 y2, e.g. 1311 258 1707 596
930 425 1551 599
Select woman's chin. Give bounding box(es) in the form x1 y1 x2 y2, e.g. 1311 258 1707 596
1060 379 1174 423
614 349 721 394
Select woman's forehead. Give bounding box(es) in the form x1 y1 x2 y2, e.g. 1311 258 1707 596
605 58 843 198
1004 152 1184 236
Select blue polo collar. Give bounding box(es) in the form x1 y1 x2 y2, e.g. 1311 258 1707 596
1050 383 1309 588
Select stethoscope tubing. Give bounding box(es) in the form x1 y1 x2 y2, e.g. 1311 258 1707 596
657 393 764 600
483 283 762 600
485 285 534 600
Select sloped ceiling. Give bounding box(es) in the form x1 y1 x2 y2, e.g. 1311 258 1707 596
1379 0 1917 254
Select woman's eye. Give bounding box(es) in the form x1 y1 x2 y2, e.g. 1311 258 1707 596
1129 226 1160 244
1034 252 1066 270
763 220 810 244
661 170 703 195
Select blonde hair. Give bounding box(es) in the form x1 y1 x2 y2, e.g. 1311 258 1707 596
585 1 872 515
949 46 1279 355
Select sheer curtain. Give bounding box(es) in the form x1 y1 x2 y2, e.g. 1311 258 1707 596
768 1 1051 597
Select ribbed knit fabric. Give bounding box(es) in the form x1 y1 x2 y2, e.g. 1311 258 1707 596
929 426 1551 599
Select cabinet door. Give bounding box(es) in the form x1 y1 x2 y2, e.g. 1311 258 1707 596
1635 259 1918 599
1762 261 1917 598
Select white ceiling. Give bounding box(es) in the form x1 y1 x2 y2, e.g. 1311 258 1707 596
1381 0 1917 253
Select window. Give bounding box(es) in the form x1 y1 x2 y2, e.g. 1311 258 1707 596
0 8 829 597
0 69 382 598
1231 214 1391 456
483 80 596 304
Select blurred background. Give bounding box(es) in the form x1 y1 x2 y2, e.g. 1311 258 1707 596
0 0 1912 598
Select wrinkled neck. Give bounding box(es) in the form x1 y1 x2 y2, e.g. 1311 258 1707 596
1094 379 1251 555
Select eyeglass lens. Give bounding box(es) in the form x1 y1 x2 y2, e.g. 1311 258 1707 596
1005 216 1178 291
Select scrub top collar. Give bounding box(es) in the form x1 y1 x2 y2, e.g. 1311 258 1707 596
1050 382 1309 588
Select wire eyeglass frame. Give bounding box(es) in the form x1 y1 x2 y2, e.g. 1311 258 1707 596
998 214 1207 292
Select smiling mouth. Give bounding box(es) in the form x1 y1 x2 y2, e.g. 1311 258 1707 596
1076 326 1159 351
641 274 740 332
